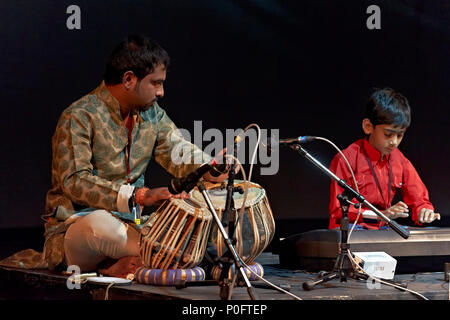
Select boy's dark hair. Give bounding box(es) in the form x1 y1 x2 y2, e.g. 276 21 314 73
104 35 170 85
365 88 411 128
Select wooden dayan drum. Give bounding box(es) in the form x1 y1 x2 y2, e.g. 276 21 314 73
190 180 275 264
139 198 212 270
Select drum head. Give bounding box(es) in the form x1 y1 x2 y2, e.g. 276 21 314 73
190 180 265 210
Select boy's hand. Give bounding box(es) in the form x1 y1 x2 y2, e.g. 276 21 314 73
418 208 441 223
383 201 409 220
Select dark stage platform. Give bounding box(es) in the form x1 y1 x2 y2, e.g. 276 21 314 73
1 253 449 300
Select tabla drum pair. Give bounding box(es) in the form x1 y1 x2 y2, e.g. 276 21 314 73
139 180 275 270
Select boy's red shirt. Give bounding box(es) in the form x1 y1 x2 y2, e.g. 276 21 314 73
329 138 434 229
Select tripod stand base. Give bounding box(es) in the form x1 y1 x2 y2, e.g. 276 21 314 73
303 267 408 292
302 248 356 291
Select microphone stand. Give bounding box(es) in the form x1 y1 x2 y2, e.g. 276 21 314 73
283 143 410 291
175 140 258 300
215 140 239 299
195 180 258 300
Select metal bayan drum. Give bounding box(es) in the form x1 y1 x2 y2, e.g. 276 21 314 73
139 198 212 270
189 180 275 264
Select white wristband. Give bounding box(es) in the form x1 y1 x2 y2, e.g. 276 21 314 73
117 184 135 213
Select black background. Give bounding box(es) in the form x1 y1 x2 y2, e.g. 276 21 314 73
0 0 449 232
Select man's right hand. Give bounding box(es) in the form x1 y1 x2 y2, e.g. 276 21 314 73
383 201 409 220
141 187 189 207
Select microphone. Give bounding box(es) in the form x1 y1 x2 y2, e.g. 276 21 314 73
280 136 316 144
264 136 317 151
168 159 228 194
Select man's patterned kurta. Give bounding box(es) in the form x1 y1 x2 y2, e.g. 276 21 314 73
41 81 210 269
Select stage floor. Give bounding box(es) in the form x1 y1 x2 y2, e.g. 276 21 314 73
1 253 449 300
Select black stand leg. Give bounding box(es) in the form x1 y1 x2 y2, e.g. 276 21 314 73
216 158 238 300
303 190 357 290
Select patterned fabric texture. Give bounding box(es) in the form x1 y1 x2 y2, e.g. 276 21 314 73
0 82 211 270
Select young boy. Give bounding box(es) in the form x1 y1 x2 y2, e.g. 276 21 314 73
328 88 440 230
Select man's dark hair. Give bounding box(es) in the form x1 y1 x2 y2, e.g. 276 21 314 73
104 35 170 85
365 87 411 128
